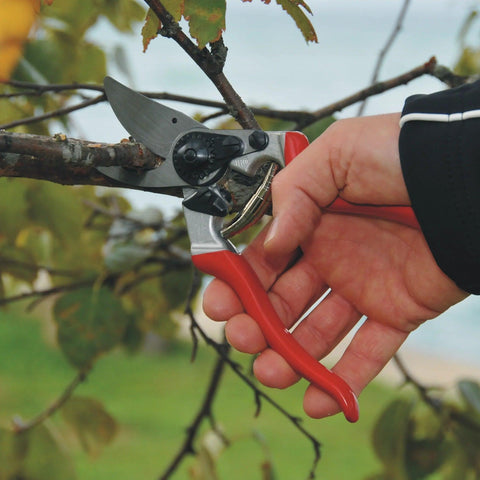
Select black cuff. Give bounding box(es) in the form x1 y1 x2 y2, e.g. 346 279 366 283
399 81 480 294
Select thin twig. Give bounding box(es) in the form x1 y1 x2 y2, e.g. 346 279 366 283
2 80 104 94
187 306 321 479
296 57 439 129
357 0 411 115
393 354 480 433
0 257 79 277
159 270 227 479
144 0 260 130
0 280 94 306
0 94 106 130
12 368 90 433
159 353 228 479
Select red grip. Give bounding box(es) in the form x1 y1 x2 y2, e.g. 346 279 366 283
284 131 309 165
327 198 420 229
283 131 420 229
194 250 360 423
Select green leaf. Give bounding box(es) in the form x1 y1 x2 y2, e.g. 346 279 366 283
104 243 153 273
406 437 446 480
26 181 84 246
0 428 28 480
41 0 100 38
371 396 416 479
0 179 30 242
54 287 127 369
163 0 184 21
0 246 38 284
302 116 336 142
458 379 480 415
184 0 226 48
122 274 179 339
274 0 317 43
160 267 193 309
101 0 146 32
62 395 117 456
20 424 76 480
454 47 480 76
73 41 107 83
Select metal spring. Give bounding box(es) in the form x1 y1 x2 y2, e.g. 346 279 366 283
221 162 279 239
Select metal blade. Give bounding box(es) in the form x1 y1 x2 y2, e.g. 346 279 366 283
104 76 207 158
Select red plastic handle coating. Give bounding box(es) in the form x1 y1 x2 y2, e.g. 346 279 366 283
284 131 420 230
193 250 360 422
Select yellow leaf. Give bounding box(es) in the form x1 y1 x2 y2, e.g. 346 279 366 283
0 0 40 80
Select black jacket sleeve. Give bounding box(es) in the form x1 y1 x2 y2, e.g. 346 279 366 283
399 80 480 294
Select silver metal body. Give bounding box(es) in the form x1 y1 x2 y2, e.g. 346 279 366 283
97 77 288 255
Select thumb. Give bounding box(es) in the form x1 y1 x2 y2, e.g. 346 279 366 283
263 141 339 257
263 186 322 257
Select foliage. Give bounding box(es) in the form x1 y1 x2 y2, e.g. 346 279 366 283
367 379 480 480
142 0 316 51
0 0 41 81
455 7 480 75
0 0 145 133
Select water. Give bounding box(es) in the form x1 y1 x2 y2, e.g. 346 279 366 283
71 0 480 366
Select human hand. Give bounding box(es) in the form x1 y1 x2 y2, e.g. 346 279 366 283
203 113 467 419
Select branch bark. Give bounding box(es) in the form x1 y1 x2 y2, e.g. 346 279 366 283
0 131 183 196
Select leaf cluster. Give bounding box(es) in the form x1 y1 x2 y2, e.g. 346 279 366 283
0 0 145 134
142 0 317 52
0 395 116 479
367 379 480 480
454 8 480 75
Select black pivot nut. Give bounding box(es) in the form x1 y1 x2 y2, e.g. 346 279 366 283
173 131 244 186
248 130 269 150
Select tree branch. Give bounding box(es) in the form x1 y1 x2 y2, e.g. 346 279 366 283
159 353 228 479
144 0 260 130
393 354 480 433
0 94 106 130
296 57 440 129
186 303 321 479
0 131 184 196
357 0 412 115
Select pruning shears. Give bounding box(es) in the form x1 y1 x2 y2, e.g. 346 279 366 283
98 77 419 423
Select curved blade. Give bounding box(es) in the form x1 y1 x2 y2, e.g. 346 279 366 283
104 76 207 158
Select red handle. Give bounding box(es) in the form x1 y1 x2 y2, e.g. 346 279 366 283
194 250 360 422
284 132 420 230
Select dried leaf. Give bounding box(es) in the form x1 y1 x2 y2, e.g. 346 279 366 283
62 396 117 457
21 425 77 480
141 8 160 52
0 428 28 480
